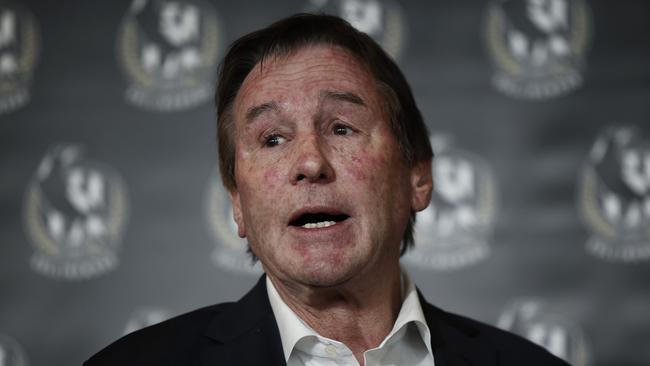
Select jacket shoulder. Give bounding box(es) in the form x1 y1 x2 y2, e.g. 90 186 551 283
83 302 234 366
438 309 571 366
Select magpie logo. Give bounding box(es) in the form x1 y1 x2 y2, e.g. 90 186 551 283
306 0 406 60
498 299 590 366
23 144 129 279
0 1 38 114
117 0 222 111
205 171 262 275
403 134 498 270
484 0 591 99
578 125 650 262
0 334 28 366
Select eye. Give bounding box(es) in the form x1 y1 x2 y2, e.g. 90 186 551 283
333 124 353 136
264 134 286 147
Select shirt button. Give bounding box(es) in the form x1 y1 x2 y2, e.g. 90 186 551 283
325 344 338 357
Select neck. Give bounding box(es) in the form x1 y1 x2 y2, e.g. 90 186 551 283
268 262 402 364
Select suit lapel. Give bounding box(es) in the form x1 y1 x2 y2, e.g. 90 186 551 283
419 291 498 366
201 276 286 366
199 279 498 366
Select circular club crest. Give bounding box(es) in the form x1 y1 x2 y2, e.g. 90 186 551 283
484 0 591 100
403 134 498 271
124 306 172 335
205 171 262 275
0 334 28 366
0 1 39 114
23 144 129 280
117 0 222 111
578 125 650 262
305 0 407 60
498 299 590 366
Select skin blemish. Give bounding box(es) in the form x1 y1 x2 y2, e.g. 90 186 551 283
264 168 280 184
346 166 366 181
344 152 370 181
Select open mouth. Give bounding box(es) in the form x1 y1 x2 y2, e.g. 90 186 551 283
289 212 350 229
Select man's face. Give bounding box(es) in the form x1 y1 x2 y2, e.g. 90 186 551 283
229 45 431 287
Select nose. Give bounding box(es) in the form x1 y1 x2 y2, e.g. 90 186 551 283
290 134 335 185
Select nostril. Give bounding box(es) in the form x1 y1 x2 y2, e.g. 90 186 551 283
290 149 335 184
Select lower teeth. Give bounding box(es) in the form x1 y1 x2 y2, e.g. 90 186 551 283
302 221 336 229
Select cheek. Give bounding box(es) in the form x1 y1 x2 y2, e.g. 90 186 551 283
237 169 281 206
263 167 281 190
263 168 278 180
237 147 283 188
344 155 368 181
346 151 411 214
343 149 395 183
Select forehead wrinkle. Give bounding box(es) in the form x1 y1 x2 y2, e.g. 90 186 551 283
245 101 280 124
235 45 381 129
312 89 369 128
320 90 367 107
246 50 370 93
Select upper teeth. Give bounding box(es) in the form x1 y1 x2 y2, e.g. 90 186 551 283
302 221 336 229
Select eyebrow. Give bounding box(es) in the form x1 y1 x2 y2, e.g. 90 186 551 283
245 101 279 123
321 90 366 107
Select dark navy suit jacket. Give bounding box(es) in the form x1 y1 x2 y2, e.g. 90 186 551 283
84 276 569 366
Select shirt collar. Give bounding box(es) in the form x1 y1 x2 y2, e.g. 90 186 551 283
266 270 433 361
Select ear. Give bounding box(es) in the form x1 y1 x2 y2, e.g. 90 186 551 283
229 189 247 238
410 159 433 212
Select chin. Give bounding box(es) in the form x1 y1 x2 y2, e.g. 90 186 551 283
291 258 361 288
297 273 351 288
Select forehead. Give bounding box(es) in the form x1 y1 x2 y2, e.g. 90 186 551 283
233 45 382 119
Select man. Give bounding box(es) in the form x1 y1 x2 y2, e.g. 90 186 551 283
85 14 568 366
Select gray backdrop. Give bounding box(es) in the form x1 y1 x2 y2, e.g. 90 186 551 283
1 0 649 365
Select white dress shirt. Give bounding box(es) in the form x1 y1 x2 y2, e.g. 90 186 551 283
266 272 435 366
